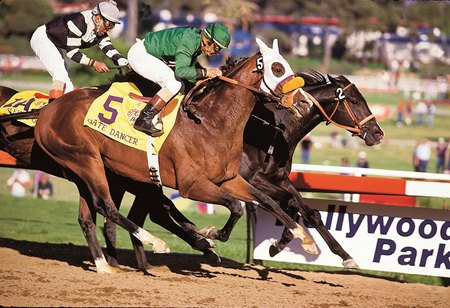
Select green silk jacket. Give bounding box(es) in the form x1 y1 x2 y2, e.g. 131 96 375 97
143 27 205 83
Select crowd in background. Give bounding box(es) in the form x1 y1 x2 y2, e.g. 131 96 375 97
6 169 53 199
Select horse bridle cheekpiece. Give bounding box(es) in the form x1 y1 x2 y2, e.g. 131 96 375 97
305 82 375 138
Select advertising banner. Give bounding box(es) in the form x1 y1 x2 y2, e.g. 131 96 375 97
254 199 449 277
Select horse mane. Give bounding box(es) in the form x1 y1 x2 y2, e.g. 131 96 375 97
297 69 330 88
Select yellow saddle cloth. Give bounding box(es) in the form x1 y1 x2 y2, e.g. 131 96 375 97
0 90 49 126
83 82 182 153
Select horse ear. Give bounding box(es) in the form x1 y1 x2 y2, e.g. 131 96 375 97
272 39 279 54
327 74 335 83
256 37 270 54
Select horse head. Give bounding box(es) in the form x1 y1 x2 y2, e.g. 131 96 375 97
299 71 384 146
256 38 304 97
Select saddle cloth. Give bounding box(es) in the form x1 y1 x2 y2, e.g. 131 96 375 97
0 90 49 126
83 82 182 153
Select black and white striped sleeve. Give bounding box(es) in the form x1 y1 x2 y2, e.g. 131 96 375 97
98 36 126 65
65 20 92 65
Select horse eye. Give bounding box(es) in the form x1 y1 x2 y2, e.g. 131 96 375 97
271 62 285 77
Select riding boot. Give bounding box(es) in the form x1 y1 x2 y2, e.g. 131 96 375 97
134 95 167 136
48 89 64 104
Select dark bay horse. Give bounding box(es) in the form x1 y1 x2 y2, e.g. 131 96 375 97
240 70 384 266
33 39 320 270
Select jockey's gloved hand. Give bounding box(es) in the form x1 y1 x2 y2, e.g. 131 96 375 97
117 58 129 67
206 68 223 78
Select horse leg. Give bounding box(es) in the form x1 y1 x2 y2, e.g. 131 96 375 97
126 195 152 270
179 176 245 243
267 181 358 268
268 197 298 257
156 193 220 262
133 192 220 262
220 175 318 255
68 155 170 254
293 191 358 268
102 176 127 268
77 189 121 274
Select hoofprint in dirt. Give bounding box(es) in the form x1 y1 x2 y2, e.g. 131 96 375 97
0 238 448 307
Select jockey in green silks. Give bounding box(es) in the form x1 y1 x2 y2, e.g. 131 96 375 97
128 22 231 136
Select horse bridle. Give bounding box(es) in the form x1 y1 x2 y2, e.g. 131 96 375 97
183 57 296 109
303 82 375 138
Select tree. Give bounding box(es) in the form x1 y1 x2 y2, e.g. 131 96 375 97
0 0 53 37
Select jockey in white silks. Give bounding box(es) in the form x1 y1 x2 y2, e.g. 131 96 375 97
30 0 128 102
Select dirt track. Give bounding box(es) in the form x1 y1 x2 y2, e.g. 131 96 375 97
0 238 448 307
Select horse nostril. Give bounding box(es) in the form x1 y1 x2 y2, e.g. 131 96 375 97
375 131 384 140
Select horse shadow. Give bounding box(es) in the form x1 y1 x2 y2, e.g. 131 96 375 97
3 238 442 286
0 237 306 283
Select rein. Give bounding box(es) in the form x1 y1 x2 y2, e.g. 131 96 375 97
183 74 281 109
218 75 280 103
304 83 375 136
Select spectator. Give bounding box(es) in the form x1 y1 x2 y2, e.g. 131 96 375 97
356 151 369 168
412 140 420 172
436 137 448 173
427 102 436 127
340 157 350 175
415 139 432 172
32 170 44 198
330 131 340 148
396 100 405 127
6 169 31 197
446 142 450 174
300 135 313 164
414 100 428 125
37 173 53 200
405 100 413 125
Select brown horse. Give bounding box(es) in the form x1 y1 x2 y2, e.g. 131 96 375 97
33 39 319 271
0 86 219 273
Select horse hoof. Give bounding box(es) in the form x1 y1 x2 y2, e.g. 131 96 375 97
152 240 170 254
203 248 221 263
343 259 359 269
194 238 216 250
302 242 319 255
96 264 123 274
269 244 282 257
198 225 218 239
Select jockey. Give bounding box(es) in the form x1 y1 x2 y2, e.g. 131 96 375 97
128 22 231 136
30 0 128 102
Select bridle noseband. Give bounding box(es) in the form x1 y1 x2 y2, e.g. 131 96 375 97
303 82 374 139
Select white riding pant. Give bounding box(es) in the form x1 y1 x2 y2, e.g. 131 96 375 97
127 39 182 101
30 25 74 93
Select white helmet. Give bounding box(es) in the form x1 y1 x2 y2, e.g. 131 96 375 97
93 1 121 24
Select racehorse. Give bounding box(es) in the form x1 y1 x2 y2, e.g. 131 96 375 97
32 39 321 271
0 86 220 273
240 69 384 263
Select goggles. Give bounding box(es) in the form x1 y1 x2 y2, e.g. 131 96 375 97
102 18 116 30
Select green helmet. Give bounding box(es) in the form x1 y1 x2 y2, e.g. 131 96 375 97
202 23 231 49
